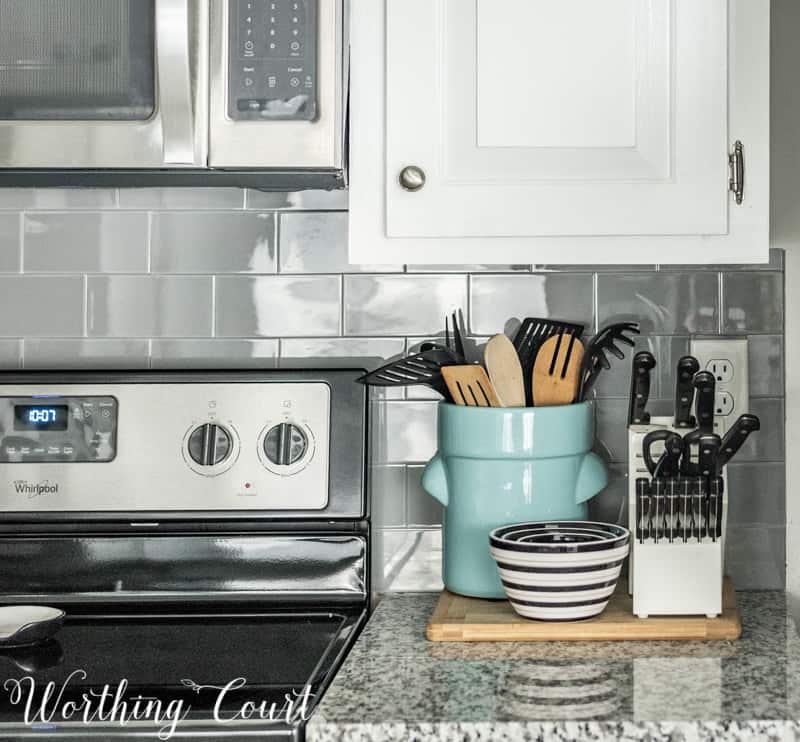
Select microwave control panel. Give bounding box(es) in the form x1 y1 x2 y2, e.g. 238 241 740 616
230 0 317 121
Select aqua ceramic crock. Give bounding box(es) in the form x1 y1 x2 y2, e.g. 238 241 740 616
421 401 607 598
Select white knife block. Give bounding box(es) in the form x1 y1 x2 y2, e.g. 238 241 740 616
627 417 727 619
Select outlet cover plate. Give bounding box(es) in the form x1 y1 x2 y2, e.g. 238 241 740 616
689 338 749 435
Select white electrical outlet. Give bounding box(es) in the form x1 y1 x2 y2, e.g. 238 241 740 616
689 338 749 435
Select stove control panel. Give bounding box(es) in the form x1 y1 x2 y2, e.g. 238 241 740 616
0 382 331 512
0 396 118 463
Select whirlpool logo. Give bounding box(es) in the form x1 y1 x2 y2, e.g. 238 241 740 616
12 480 59 498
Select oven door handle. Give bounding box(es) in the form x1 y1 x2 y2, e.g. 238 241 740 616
156 0 197 165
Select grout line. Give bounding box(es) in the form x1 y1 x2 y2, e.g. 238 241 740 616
17 338 24 370
593 272 600 334
718 272 724 334
146 338 153 369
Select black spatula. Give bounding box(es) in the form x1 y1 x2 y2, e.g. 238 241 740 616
355 348 460 400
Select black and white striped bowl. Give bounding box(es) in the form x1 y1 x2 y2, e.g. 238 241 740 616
489 521 630 621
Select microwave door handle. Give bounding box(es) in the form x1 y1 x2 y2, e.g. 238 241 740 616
156 0 196 165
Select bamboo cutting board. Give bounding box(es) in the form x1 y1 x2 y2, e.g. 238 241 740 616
427 578 741 642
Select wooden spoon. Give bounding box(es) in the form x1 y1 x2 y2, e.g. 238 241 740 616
441 366 502 407
532 334 585 406
484 334 525 407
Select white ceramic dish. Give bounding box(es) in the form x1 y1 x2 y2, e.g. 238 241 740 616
488 520 631 621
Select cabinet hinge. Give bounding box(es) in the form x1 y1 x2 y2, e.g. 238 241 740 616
729 140 744 205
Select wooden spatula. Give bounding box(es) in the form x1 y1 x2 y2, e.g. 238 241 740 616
484 334 525 407
441 366 502 407
532 334 585 406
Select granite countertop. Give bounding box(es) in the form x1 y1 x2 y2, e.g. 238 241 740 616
307 591 800 742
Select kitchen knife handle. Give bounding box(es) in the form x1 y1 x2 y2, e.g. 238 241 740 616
674 355 700 428
696 433 722 477
681 429 702 475
628 351 656 425
693 371 716 434
718 413 761 468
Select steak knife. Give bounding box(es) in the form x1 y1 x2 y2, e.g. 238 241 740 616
628 351 656 425
717 414 761 469
696 433 722 477
693 371 716 434
674 355 700 428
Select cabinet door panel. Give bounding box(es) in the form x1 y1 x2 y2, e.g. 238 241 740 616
385 0 728 238
476 0 636 149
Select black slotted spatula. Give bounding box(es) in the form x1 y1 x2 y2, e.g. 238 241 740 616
355 348 460 401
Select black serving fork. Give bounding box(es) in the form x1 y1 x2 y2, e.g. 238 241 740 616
512 318 584 405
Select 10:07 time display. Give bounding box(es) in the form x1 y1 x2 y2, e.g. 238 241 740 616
14 405 69 431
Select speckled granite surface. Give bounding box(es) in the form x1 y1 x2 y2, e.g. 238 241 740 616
307 592 800 742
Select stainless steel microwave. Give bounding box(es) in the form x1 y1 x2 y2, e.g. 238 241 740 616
0 0 345 188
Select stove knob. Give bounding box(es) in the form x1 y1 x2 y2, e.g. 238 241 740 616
187 424 232 466
263 423 307 466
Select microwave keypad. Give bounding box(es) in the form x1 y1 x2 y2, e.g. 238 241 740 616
230 0 317 121
0 396 117 463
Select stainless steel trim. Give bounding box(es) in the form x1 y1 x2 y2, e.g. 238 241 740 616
156 0 197 164
729 140 744 205
208 0 344 168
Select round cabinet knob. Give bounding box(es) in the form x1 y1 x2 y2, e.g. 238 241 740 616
263 423 308 466
398 165 426 192
187 424 232 467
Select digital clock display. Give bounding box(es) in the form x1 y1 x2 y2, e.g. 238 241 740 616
14 405 69 431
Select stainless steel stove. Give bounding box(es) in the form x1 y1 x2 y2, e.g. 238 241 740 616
0 369 368 741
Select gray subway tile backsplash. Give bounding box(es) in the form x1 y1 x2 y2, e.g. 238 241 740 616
0 189 784 592
597 272 719 334
379 401 438 464
150 339 278 368
151 212 276 274
406 465 443 526
723 272 784 334
470 273 595 336
748 335 784 397
87 275 213 337
0 214 20 272
344 275 467 336
216 275 341 337
280 337 405 371
0 188 117 210
0 275 84 337
24 212 148 273
0 339 21 369
726 462 786 527
23 338 150 369
279 212 400 274
245 188 348 211
119 188 245 211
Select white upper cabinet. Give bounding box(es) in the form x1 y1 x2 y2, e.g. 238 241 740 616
349 0 770 265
